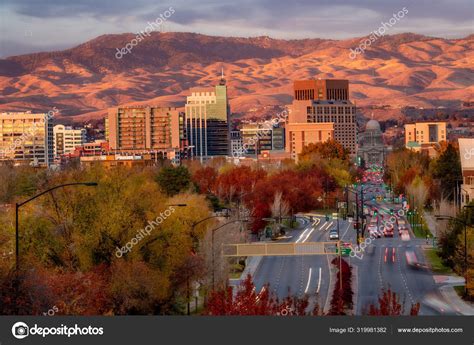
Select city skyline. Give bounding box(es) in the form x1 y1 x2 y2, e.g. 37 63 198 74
0 2 473 342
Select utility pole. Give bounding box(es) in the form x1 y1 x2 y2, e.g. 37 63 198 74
360 186 365 237
345 186 349 216
355 191 360 244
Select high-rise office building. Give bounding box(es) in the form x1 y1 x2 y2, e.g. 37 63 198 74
185 75 230 160
0 112 54 167
53 125 87 157
107 105 187 162
290 79 357 155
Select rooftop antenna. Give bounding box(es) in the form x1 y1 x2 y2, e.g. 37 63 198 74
219 66 226 85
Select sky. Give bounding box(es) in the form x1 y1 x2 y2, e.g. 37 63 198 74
0 0 472 57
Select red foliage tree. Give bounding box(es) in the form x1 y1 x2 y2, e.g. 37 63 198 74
214 166 266 202
203 275 316 316
367 287 420 316
192 166 218 194
0 266 111 315
328 257 353 315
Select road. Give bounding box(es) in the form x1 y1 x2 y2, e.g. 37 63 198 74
251 168 462 315
252 215 356 311
354 188 457 315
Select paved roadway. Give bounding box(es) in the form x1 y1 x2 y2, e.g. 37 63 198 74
354 189 458 315
252 215 356 311
252 180 461 315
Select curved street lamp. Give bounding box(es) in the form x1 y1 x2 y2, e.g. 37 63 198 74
15 182 98 273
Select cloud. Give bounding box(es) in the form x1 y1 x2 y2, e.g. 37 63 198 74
0 0 472 57
1 0 156 18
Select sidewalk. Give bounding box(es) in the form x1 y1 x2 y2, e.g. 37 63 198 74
423 211 438 238
439 286 474 315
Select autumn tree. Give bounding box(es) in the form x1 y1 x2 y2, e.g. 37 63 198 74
328 257 353 315
299 139 349 161
367 288 420 316
203 275 318 316
0 165 212 315
213 166 266 203
192 166 218 194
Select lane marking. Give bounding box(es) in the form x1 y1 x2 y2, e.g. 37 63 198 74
316 267 322 294
297 218 322 243
304 268 313 294
341 223 351 239
319 221 331 231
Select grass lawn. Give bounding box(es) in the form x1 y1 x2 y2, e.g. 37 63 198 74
453 285 466 299
229 263 245 279
424 248 452 274
413 225 428 238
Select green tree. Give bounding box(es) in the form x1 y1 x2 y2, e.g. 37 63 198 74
155 166 191 196
430 143 462 201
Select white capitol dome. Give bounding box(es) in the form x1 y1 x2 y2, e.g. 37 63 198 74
366 119 381 131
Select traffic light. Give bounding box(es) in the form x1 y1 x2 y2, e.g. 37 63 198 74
374 210 378 216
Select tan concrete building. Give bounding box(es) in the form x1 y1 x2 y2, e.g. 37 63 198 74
107 106 187 162
459 138 474 207
0 111 54 167
405 122 447 156
290 97 357 155
285 122 334 160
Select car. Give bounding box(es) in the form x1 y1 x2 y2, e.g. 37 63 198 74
400 231 410 241
329 229 339 240
405 250 428 269
383 227 394 237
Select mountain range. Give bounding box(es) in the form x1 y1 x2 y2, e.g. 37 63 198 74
0 32 472 123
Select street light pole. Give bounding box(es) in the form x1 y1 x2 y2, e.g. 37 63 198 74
336 197 340 239
210 219 246 290
15 182 98 274
14 182 98 314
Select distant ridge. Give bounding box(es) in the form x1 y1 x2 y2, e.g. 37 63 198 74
0 32 472 122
